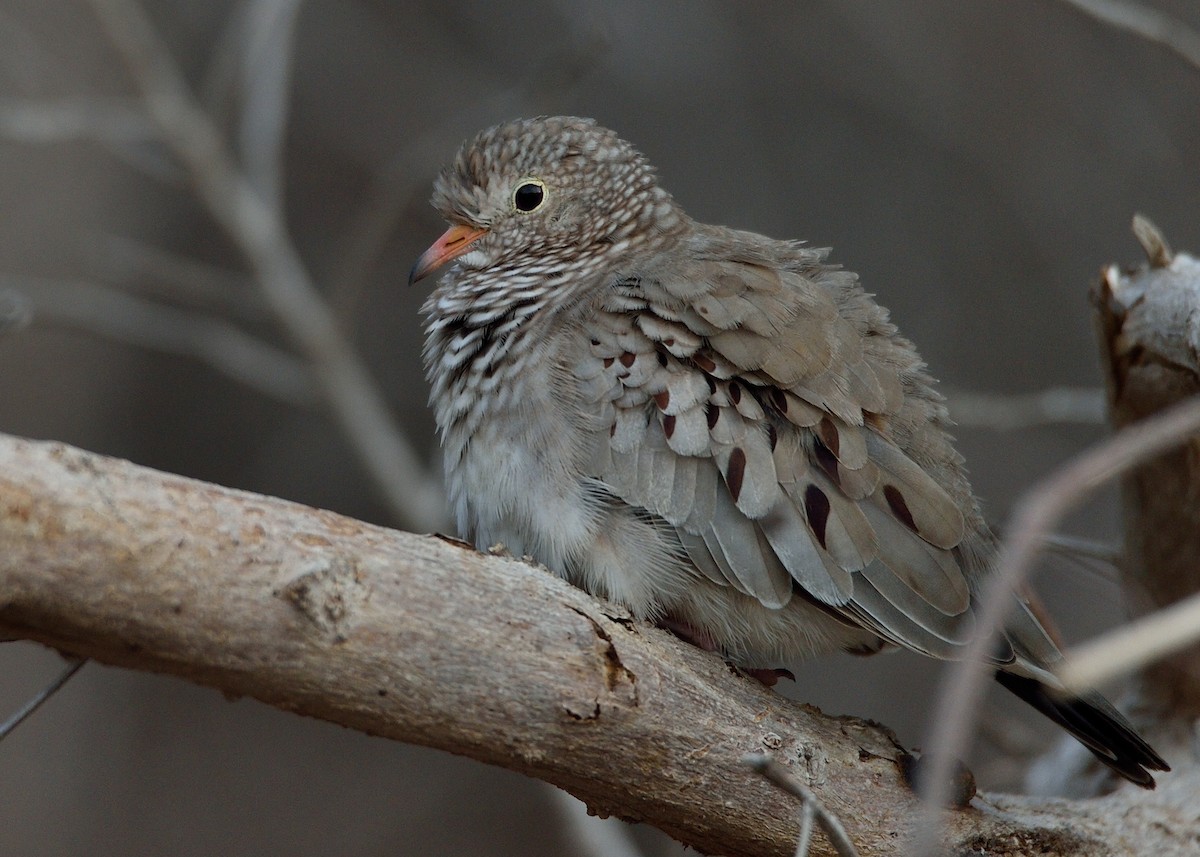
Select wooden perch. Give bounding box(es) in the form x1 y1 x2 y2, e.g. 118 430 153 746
1 433 1196 856
1093 216 1200 714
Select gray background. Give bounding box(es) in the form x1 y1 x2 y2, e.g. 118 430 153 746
1 1 1197 854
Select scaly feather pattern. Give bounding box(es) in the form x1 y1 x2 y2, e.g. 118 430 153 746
416 116 1168 787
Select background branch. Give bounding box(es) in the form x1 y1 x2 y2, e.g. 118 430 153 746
84 0 445 532
1092 218 1200 712
1059 0 1200 71
916 219 1200 850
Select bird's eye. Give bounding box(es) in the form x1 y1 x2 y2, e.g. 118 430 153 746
512 179 546 213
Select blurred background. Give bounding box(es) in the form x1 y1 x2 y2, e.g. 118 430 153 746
1 1 1198 854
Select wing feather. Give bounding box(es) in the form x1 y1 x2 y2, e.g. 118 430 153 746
581 247 979 655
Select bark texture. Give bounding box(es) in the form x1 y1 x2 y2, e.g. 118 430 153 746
1093 219 1200 714
1 434 1196 856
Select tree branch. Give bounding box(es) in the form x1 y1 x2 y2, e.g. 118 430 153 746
1091 216 1200 712
0 433 1193 857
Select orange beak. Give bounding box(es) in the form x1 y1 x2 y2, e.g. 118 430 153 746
409 224 488 285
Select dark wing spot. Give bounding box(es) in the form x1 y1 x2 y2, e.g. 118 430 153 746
609 423 617 437
812 439 840 487
804 484 831 549
693 354 717 373
883 484 918 533
653 390 671 410
817 417 840 458
726 447 747 502
769 388 788 413
728 381 742 405
767 422 778 451
619 352 636 368
657 351 669 367
603 357 614 369
662 414 676 438
706 404 720 429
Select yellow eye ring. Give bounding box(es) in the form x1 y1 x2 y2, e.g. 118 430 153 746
512 178 546 213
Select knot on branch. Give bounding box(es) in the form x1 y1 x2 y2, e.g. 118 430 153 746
277 555 367 642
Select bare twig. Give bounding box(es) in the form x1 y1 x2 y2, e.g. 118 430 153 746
0 97 155 143
88 234 267 320
237 0 303 210
913 395 1200 855
1041 533 1121 567
84 0 445 531
13 275 315 406
1058 589 1200 694
1058 0 1200 72
943 386 1106 429
0 657 86 741
743 754 859 857
1132 213 1173 268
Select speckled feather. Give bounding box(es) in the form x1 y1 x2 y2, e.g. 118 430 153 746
418 117 1167 787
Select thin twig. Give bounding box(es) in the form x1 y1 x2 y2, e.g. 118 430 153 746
0 97 155 143
13 274 314 405
1058 589 1200 694
84 0 445 531
0 657 86 741
237 0 303 210
743 754 859 857
1058 0 1200 72
912 395 1200 855
943 386 1106 429
88 234 267 321
1040 533 1121 567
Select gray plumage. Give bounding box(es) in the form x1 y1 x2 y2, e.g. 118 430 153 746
414 116 1167 787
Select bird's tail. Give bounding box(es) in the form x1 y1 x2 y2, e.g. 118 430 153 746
996 598 1169 788
994 670 1169 788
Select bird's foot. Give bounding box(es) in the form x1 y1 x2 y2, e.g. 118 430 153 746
657 618 794 686
738 666 796 687
656 617 720 650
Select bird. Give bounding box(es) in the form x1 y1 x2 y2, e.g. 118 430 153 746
411 116 1169 788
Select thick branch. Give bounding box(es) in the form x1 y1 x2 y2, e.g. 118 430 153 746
1092 218 1200 713
0 434 1191 856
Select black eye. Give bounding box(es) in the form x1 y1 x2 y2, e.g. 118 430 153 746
513 181 545 212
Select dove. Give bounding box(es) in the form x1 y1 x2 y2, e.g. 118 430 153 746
412 116 1167 787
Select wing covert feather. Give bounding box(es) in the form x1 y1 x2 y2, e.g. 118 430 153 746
580 247 978 652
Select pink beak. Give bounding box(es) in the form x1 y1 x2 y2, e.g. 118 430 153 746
409 224 488 285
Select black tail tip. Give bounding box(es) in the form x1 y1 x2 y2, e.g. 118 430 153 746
995 672 1169 789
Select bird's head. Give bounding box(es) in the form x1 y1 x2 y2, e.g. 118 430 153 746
410 116 682 285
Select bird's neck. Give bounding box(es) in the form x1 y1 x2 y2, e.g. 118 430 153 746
420 263 578 449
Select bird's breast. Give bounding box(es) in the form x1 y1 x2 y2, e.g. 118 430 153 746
425 309 603 571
